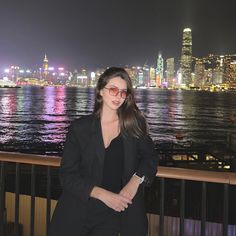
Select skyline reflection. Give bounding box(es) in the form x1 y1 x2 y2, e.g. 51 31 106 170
0 87 236 154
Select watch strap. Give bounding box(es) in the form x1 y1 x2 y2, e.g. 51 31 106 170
133 172 145 184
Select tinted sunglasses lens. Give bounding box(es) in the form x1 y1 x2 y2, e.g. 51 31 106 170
109 87 119 96
121 91 127 98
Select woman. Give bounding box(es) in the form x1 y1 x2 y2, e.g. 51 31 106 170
48 67 159 236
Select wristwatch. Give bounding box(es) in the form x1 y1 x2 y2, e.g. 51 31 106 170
133 172 145 184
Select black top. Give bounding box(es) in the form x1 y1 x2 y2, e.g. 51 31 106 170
101 134 124 193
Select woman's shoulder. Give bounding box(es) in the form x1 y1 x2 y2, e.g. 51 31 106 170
70 114 94 131
65 115 95 146
73 114 94 124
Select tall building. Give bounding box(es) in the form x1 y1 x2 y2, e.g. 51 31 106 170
137 69 144 86
70 69 79 86
125 66 139 87
180 28 192 87
212 67 224 84
156 53 164 85
43 54 49 78
194 59 205 87
9 66 20 83
166 58 175 88
149 67 156 87
142 65 150 86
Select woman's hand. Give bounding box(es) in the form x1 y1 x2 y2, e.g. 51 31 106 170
119 176 140 200
90 186 132 212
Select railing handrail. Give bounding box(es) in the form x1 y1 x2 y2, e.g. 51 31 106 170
0 151 60 167
1 151 236 185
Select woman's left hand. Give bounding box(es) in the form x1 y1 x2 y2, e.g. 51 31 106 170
119 176 140 200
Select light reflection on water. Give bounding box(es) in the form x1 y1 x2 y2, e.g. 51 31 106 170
0 86 235 155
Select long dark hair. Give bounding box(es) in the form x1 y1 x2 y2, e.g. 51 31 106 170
93 67 148 138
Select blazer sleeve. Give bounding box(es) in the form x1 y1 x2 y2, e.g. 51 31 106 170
59 121 95 202
135 134 159 186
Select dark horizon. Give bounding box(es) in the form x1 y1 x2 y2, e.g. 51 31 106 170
0 0 236 70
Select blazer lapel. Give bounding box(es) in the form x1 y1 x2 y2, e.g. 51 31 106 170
91 117 105 169
91 116 135 184
123 135 135 179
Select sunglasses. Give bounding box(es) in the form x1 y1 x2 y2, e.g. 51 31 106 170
104 86 128 99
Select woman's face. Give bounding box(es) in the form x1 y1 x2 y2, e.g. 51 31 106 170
100 76 127 112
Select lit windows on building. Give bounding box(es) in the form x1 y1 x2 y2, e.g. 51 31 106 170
180 28 192 87
194 59 205 87
166 58 175 88
149 67 156 87
156 53 164 85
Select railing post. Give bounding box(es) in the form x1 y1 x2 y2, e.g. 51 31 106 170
223 184 228 236
14 163 20 236
46 166 51 234
0 161 6 236
30 164 35 236
201 182 206 236
179 179 185 236
159 177 165 236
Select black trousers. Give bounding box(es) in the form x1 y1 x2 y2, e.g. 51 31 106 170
79 199 147 236
48 197 147 236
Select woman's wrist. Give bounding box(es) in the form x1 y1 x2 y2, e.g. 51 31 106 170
130 175 141 187
90 186 104 200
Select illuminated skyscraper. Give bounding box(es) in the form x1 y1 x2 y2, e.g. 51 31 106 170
9 66 19 83
156 53 164 85
137 69 144 85
149 67 156 87
166 58 175 88
142 65 150 86
180 28 192 86
194 59 205 87
212 67 224 84
125 66 139 87
43 54 49 78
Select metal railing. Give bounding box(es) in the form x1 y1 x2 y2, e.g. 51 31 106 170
1 151 236 236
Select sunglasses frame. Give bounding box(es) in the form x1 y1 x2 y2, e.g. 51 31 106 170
104 86 128 99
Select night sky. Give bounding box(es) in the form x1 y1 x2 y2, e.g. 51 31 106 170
0 0 235 70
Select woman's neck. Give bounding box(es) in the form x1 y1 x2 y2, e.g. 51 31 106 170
100 108 118 123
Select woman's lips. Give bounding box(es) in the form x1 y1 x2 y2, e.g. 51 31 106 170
112 100 120 106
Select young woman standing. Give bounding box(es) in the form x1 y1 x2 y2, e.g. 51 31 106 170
48 67 159 236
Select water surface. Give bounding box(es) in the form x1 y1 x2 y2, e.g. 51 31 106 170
0 86 235 155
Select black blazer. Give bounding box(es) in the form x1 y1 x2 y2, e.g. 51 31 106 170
48 115 159 236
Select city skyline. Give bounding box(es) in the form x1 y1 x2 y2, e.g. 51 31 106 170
0 0 236 70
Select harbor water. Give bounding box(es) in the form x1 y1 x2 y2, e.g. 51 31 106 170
0 86 236 155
